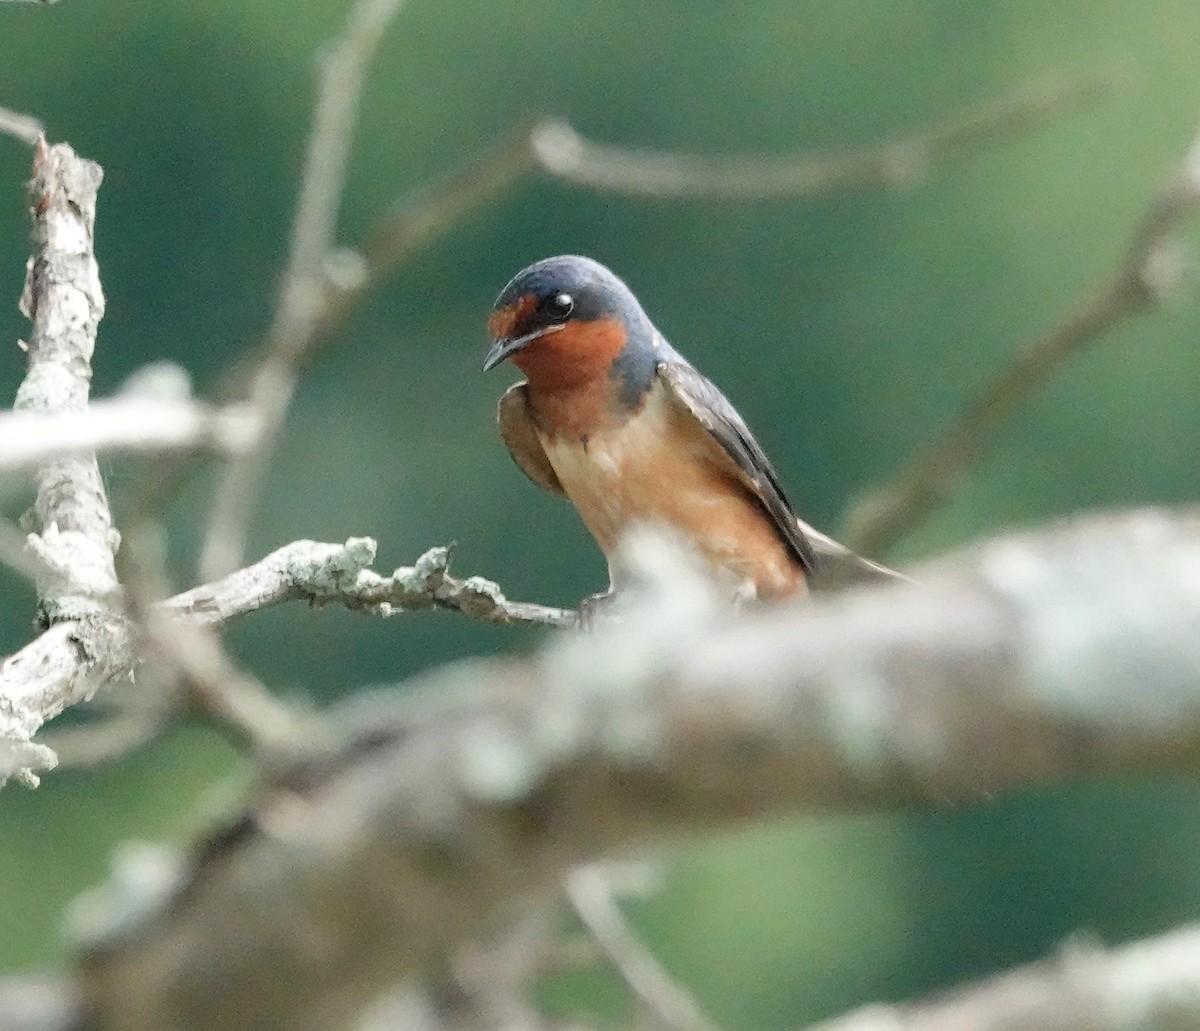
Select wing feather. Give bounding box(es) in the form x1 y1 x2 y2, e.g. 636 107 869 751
497 382 564 496
657 357 818 577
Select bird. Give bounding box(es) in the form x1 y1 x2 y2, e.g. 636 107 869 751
483 254 896 606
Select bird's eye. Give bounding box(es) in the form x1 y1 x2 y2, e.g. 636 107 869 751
543 292 575 321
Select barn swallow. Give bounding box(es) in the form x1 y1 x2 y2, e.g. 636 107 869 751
484 255 894 603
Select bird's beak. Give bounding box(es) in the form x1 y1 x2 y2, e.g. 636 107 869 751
482 325 561 371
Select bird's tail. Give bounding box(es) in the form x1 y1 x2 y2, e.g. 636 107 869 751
798 518 913 590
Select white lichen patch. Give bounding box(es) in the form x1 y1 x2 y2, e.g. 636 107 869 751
285 536 377 594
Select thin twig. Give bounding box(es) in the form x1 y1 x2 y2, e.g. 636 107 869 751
219 72 1104 399
567 865 720 1031
141 613 321 758
840 125 1200 556
0 106 43 145
122 519 321 759
531 72 1112 199
199 0 408 581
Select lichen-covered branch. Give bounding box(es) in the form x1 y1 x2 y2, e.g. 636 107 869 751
14 138 119 623
840 123 1200 556
170 537 575 628
73 507 1200 1031
0 537 570 785
0 140 120 786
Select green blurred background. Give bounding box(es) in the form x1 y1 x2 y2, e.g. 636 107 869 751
3 0 1200 1024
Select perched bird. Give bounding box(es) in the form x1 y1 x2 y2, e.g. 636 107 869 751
484 255 893 604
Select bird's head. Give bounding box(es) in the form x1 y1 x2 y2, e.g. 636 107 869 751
484 255 656 397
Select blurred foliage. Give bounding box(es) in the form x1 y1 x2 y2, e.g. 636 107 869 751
3 0 1200 1023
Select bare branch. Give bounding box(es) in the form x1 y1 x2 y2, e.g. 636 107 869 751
0 397 258 475
840 124 1200 556
531 72 1111 199
199 0 408 580
74 507 1200 1031
567 865 719 1031
13 138 119 625
0 106 43 145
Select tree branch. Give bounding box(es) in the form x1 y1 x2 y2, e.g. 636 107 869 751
14 138 119 625
530 72 1111 199
169 538 575 628
840 123 1200 556
13 923 1200 1031
0 537 570 785
70 507 1200 1031
0 139 123 786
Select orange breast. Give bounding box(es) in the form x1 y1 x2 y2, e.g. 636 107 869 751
535 381 806 599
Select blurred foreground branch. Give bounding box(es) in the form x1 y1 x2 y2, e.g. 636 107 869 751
811 924 1200 1031
66 507 1200 1031
10 918 1200 1031
0 106 43 145
0 397 258 475
841 123 1200 556
567 864 719 1031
